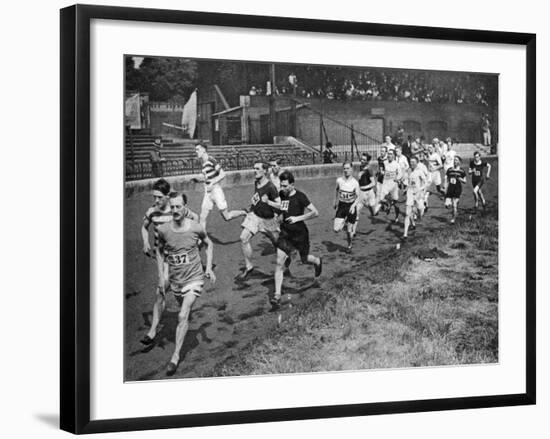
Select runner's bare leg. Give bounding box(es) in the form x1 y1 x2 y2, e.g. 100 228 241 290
171 293 197 365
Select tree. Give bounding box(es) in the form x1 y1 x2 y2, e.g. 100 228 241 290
125 57 198 103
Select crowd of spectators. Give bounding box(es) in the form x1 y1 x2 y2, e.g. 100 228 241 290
248 67 495 106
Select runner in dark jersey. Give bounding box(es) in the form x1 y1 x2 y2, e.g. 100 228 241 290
141 192 215 376
270 171 322 309
357 153 377 218
376 146 388 185
445 156 467 224
238 162 281 279
468 151 492 211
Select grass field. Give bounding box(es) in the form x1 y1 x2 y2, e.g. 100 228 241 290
215 205 498 376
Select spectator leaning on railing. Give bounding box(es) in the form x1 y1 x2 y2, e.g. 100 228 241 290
481 113 491 146
323 142 338 164
150 138 165 178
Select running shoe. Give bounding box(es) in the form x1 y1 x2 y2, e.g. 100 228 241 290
237 266 254 280
140 334 155 346
269 296 281 310
315 257 323 277
166 361 178 376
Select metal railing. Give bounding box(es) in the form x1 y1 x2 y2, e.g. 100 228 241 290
126 97 386 180
126 151 342 181
289 98 383 160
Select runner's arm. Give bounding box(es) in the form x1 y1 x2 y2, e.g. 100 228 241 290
262 196 282 210
420 173 427 191
156 233 166 292
396 166 404 184
200 230 216 283
350 184 362 212
190 174 205 183
486 162 492 179
298 203 319 222
334 182 340 209
141 216 152 255
207 167 226 187
359 175 376 191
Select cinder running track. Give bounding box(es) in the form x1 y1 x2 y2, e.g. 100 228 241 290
124 161 498 381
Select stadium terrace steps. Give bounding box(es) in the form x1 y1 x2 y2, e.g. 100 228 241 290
452 143 493 157
125 135 314 163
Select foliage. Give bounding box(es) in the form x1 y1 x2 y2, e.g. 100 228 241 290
125 56 198 103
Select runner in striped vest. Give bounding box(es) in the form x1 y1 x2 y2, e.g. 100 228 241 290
195 143 247 228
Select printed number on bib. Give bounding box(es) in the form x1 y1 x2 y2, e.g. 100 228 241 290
168 252 189 266
450 177 457 185
339 191 356 202
280 200 289 211
251 193 260 205
475 170 481 176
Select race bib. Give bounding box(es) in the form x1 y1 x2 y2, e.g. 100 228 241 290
339 190 356 202
167 251 190 266
450 177 457 185
475 170 481 176
280 200 289 211
251 192 260 205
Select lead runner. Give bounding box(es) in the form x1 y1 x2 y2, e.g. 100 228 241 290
145 191 216 376
140 179 199 349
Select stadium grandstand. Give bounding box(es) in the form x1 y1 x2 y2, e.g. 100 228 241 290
125 57 497 181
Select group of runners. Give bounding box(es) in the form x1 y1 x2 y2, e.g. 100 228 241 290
138 139 492 375
139 143 323 375
332 137 492 249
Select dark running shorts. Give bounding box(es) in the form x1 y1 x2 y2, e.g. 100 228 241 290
276 227 310 262
335 202 357 224
472 177 485 188
445 185 462 199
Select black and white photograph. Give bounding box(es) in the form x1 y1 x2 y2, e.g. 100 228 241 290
124 56 499 381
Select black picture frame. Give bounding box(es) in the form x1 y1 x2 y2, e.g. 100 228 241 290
60 4 536 434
